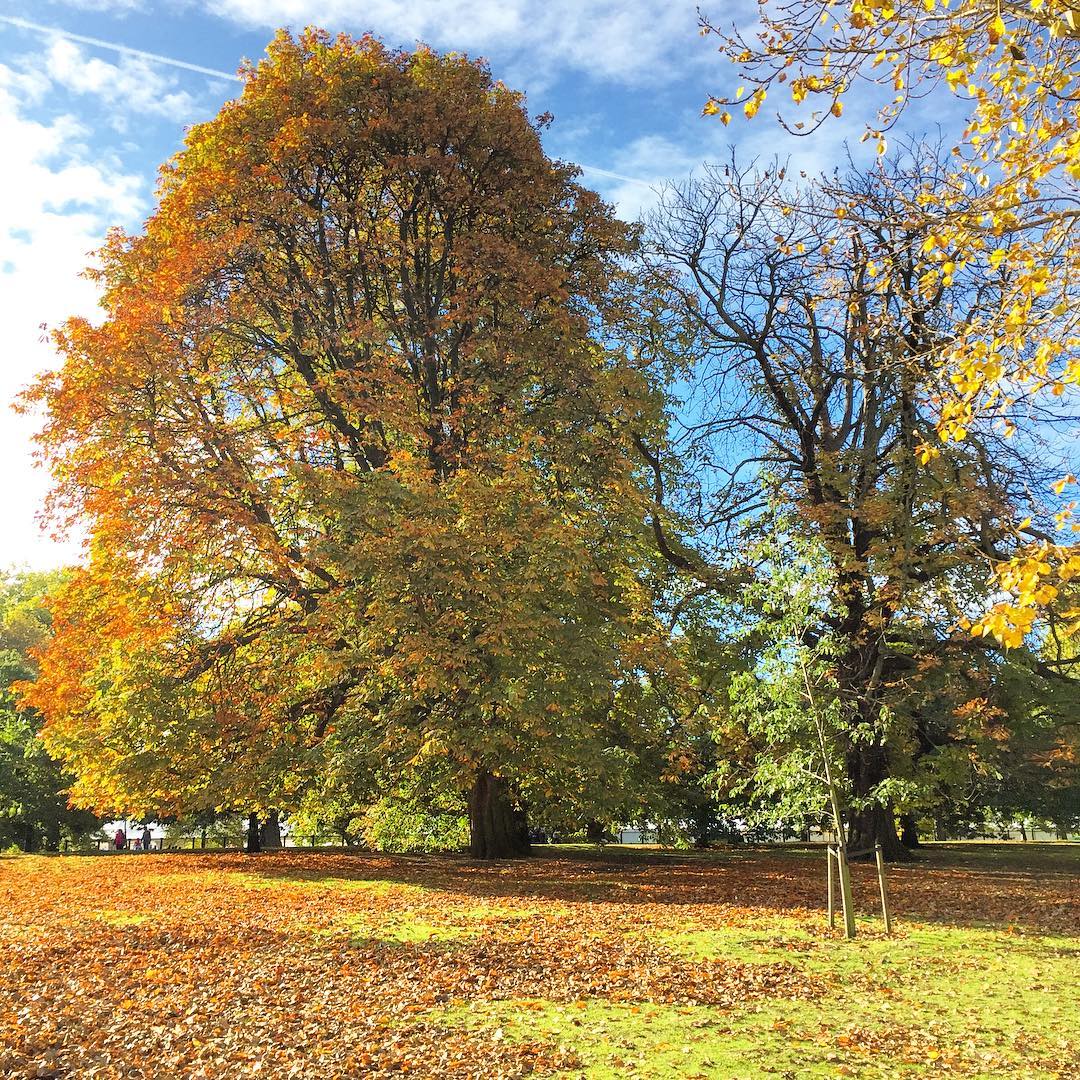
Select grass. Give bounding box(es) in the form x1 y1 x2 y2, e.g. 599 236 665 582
436 917 1080 1078
0 842 1076 1078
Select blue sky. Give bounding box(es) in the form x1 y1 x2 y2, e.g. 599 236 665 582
0 0 907 571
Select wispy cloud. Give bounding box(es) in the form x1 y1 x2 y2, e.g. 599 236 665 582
202 0 712 88
584 109 877 220
20 1 717 87
41 37 204 122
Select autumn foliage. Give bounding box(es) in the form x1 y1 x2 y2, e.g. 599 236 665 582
14 20 1079 864
1 847 1077 1078
23 30 673 853
700 0 1080 644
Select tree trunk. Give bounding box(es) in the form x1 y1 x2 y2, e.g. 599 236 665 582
846 745 911 862
899 813 921 849
245 813 262 854
44 817 61 853
259 810 282 849
1053 820 1069 841
585 820 607 844
468 771 530 859
848 802 909 861
17 820 36 854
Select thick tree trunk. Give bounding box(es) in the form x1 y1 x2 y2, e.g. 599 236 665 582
900 813 921 849
848 803 909 862
259 810 282 849
245 813 262 854
17 820 36 854
468 771 530 859
585 820 607 844
44 818 61 853
846 745 912 862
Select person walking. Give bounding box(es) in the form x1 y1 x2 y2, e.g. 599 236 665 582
141 825 153 853
114 827 126 851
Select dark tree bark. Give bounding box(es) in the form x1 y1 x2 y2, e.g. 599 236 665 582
245 813 262 853
900 813 921 849
259 810 282 849
44 818 61 853
468 771 530 859
1053 820 1070 841
846 745 912 862
848 802 909 861
17 821 37 854
585 820 608 844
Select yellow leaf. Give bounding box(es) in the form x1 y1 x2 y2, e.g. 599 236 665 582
744 89 766 120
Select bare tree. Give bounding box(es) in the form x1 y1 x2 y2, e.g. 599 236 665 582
638 148 1065 859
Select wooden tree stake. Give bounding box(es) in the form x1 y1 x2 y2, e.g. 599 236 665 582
826 845 835 930
874 841 893 935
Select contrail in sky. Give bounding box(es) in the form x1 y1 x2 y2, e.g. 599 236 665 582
0 14 655 189
573 164 656 188
0 15 240 80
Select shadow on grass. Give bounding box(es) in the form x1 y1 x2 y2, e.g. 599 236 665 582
217 841 1079 936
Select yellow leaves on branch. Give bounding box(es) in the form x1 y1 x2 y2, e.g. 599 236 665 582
701 0 1080 645
703 0 1080 420
743 88 767 119
967 544 1080 647
702 99 732 124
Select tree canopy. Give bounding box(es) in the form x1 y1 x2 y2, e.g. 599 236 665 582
23 30 678 857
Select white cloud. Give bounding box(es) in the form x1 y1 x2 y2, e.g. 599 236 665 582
205 0 712 87
0 62 145 570
580 117 861 221
41 36 201 122
47 0 145 10
596 134 700 219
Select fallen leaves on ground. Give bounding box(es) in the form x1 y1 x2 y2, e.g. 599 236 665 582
0 845 1076 1078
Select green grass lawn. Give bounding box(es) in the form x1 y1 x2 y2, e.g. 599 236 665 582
437 916 1079 1077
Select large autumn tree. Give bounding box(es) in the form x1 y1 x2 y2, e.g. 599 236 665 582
24 30 673 858
636 151 1071 857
